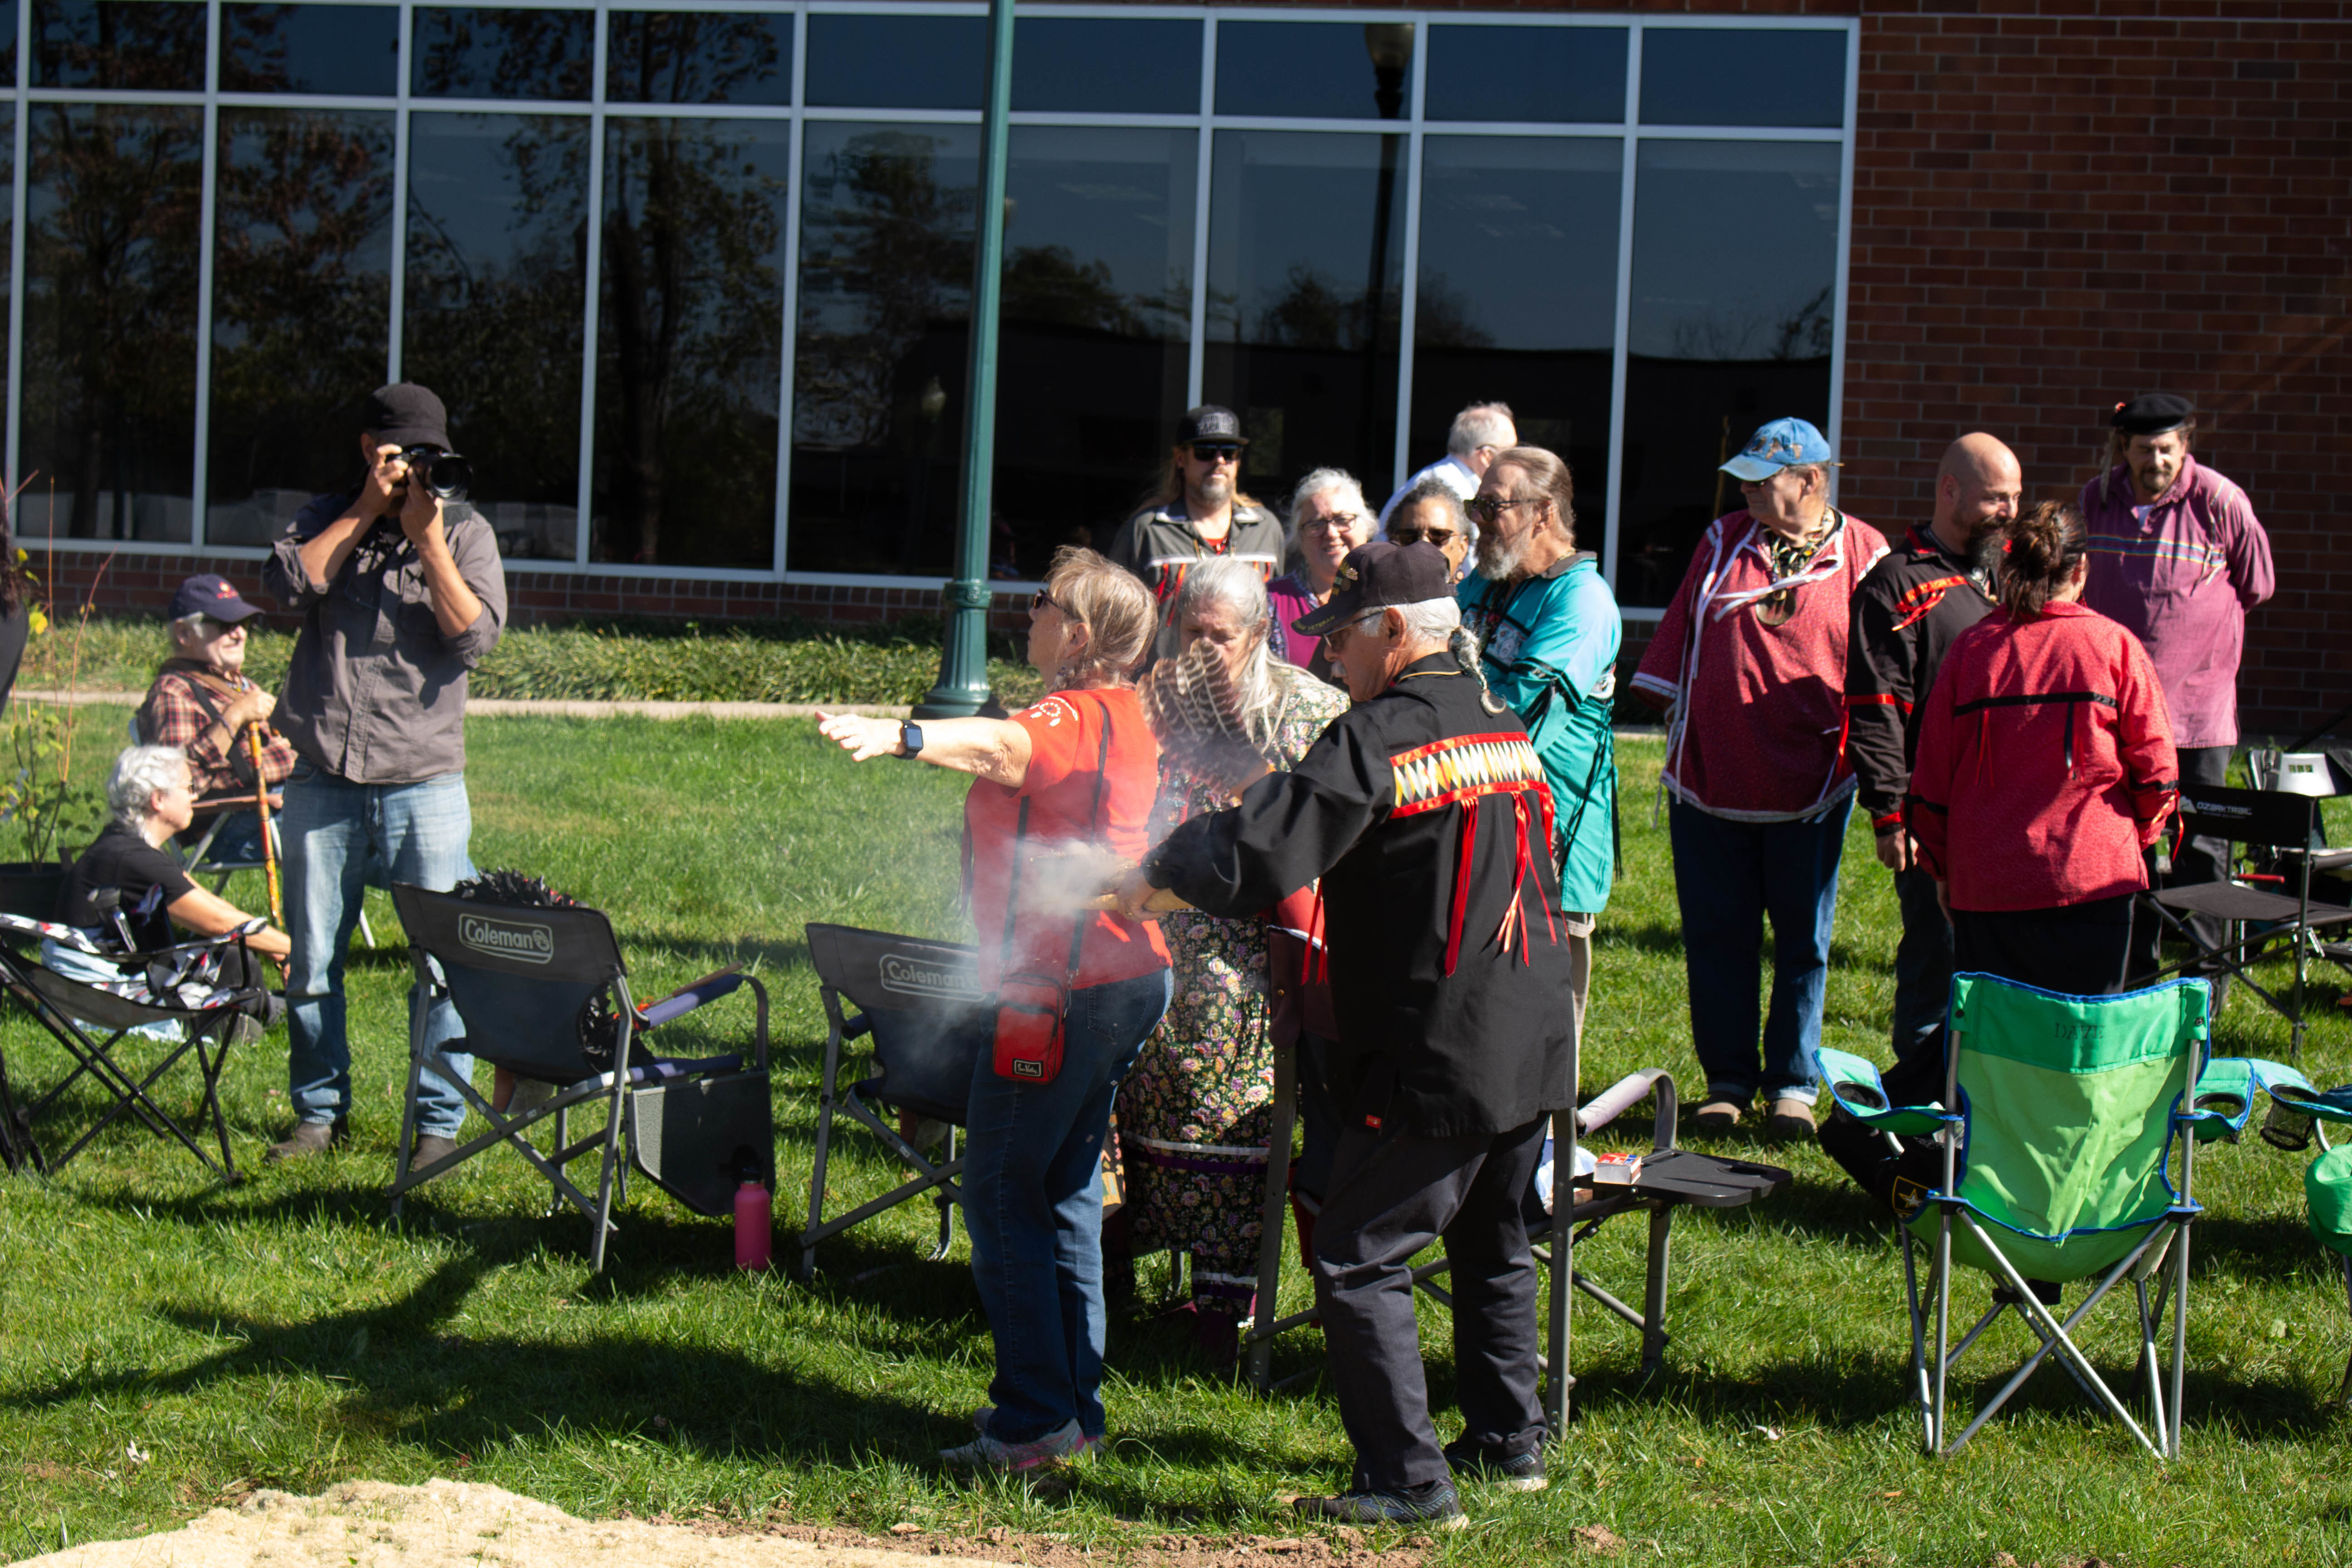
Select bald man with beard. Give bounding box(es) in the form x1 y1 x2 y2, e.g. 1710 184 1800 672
1833 436 2019 1200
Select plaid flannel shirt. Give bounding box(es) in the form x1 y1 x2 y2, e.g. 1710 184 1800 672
140 666 299 800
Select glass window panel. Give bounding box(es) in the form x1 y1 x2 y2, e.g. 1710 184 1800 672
222 5 400 97
0 1 20 89
1215 21 1411 121
606 11 791 107
994 125 1194 581
592 118 792 569
207 109 395 546
33 0 204 91
788 121 977 574
403 112 590 559
0 122 13 455
412 7 593 101
1407 136 1620 565
1638 28 1846 128
1203 129 1405 520
1617 140 1839 608
1424 26 1625 124
804 15 984 111
21 105 203 542
1011 18 1198 115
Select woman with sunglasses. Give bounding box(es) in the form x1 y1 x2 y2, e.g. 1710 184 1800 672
816 547 1172 1473
1385 475 1474 583
1103 405 1285 666
1267 468 1377 681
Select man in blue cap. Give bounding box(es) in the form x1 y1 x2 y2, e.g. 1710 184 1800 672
135 573 299 866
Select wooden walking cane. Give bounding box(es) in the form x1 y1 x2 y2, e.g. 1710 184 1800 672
246 726 284 928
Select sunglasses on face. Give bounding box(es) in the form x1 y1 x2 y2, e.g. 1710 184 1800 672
1387 525 1458 547
1464 495 1541 526
1189 443 1243 464
1032 589 1072 618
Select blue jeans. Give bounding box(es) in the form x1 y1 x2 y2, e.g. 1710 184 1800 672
963 966 1171 1443
282 766 476 1137
1668 796 1852 1107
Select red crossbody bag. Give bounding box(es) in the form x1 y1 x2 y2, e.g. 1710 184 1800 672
991 701 1114 1085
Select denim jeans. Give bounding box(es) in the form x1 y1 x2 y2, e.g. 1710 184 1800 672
282 766 476 1137
1668 796 1852 1107
962 966 1171 1443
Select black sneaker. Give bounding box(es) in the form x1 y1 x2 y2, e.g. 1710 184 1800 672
1293 1480 1465 1529
1443 1440 1548 1493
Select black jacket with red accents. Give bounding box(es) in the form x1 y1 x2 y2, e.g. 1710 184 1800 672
1142 654 1575 1137
1845 524 1997 830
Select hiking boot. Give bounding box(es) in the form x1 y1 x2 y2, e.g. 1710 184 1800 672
264 1117 348 1164
1443 1440 1548 1493
1765 1097 1817 1142
1293 1480 1465 1529
939 1417 1095 1472
1686 1100 1744 1139
407 1133 460 1175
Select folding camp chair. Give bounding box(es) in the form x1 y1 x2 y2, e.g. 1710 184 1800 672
1240 1043 1790 1429
0 907 272 1181
1820 973 2211 1459
388 883 773 1272
0 866 63 1174
798 921 993 1282
2143 783 2352 1057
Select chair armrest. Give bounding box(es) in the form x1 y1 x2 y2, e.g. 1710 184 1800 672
189 793 281 817
1815 1045 1958 1136
635 964 768 1072
1577 1068 1679 1151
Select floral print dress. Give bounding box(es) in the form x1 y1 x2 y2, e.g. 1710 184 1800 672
1117 665 1350 1317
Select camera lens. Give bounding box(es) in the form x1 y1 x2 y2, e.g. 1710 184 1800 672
425 454 472 501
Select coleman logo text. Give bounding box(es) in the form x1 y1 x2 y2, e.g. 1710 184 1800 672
460 914 555 964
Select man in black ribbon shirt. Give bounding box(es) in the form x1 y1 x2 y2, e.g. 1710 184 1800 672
1107 542 1574 1528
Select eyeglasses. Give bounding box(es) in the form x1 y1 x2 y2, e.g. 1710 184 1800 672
1387 525 1458 547
1189 443 1243 464
1464 495 1542 526
1300 511 1362 536
1321 610 1385 651
1032 589 1073 618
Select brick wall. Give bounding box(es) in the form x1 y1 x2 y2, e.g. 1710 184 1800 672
21 2 2348 740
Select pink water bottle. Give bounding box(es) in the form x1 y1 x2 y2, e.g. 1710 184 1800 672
734 1181 772 1272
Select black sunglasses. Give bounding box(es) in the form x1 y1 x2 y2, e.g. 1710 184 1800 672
1388 525 1458 546
1033 589 1075 618
1189 443 1244 463
1464 495 1542 526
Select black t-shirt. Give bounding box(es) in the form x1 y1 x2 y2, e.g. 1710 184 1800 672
62 822 196 952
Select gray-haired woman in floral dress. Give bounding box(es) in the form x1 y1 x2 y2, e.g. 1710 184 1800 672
1120 555 1349 1365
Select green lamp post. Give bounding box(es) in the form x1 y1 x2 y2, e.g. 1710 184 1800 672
915 0 1017 719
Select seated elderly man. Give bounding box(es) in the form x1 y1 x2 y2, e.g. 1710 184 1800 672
134 574 297 867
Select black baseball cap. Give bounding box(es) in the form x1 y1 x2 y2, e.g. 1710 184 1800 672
168 573 265 624
365 382 451 450
2111 393 2193 436
1178 405 1248 446
1291 541 1453 638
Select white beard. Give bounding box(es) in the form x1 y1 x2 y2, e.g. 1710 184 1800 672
1193 472 1232 510
1476 527 1529 581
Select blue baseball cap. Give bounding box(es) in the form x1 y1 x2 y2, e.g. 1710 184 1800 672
167 573 265 624
1719 416 1835 483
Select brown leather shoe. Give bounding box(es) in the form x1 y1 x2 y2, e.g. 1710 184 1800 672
407 1134 460 1175
1766 1097 1818 1142
264 1118 348 1163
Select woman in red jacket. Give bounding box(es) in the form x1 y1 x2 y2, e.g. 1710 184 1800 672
1906 500 2178 995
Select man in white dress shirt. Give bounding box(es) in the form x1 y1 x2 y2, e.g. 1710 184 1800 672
1377 402 1519 532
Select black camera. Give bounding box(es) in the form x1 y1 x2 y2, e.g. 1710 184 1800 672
397 444 473 501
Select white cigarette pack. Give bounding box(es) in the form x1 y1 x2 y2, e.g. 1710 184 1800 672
1591 1151 1644 1186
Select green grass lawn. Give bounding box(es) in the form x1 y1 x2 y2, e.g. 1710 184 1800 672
3 715 2350 1566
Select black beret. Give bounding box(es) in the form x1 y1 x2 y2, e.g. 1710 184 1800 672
2110 393 2193 435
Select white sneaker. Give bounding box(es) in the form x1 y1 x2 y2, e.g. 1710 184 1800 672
939 1417 1094 1471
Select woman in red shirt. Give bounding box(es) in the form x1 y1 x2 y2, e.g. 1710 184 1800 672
818 548 1171 1473
1907 501 2178 995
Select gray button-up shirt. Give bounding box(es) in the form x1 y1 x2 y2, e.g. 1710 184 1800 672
264 490 507 785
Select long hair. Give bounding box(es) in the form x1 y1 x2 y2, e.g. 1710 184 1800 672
1143 448 1263 515
1997 500 2089 619
1485 445 1577 549
1168 556 1287 756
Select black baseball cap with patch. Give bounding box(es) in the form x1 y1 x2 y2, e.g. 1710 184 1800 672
1291 541 1453 638
365 382 451 450
2110 392 2193 436
1178 405 1248 446
168 573 265 624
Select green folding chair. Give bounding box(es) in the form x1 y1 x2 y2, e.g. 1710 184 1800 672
1818 973 2211 1459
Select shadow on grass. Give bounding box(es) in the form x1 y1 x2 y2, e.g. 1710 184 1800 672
1597 920 1890 975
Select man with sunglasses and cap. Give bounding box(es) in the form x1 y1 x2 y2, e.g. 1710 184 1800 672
135 573 299 867
2079 393 2273 1001
260 382 506 1172
1107 541 1574 1528
1105 405 1285 665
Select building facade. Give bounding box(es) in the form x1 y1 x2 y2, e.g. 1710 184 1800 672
14 0 2349 738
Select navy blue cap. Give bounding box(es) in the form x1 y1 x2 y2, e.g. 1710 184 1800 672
167 574 265 624
1291 541 1452 638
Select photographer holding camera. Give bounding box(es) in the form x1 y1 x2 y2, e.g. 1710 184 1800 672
261 383 506 1173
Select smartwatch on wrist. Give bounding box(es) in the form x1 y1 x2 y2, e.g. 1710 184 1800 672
898 720 925 759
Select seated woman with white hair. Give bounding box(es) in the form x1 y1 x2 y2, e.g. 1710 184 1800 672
45 744 291 1031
